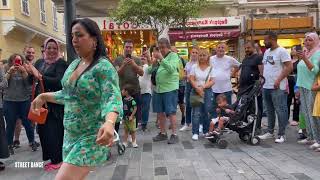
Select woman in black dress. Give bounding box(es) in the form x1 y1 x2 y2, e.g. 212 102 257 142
33 38 67 171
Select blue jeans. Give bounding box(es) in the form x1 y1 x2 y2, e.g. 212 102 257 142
192 89 212 135
185 83 192 125
4 100 35 145
263 89 288 136
211 91 232 118
141 93 152 126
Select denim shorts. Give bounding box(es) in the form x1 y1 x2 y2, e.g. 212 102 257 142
153 90 178 116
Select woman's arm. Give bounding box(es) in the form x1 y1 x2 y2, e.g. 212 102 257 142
189 75 198 89
203 77 214 89
42 60 67 87
0 67 8 89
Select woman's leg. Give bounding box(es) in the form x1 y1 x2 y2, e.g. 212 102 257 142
4 101 18 147
299 88 313 140
18 101 35 145
55 163 91 180
203 89 213 134
185 83 192 126
191 107 200 135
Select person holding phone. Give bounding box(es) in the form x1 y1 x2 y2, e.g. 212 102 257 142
296 33 320 151
3 54 37 155
114 39 144 130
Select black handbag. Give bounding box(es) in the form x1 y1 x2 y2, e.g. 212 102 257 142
190 66 212 107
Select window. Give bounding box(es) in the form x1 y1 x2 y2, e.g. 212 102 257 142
39 0 46 23
21 0 30 16
53 5 58 31
0 0 9 9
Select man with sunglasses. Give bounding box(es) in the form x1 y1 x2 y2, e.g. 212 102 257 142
259 31 293 143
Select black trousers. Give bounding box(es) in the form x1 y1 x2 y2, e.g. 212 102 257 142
287 76 299 121
0 108 9 159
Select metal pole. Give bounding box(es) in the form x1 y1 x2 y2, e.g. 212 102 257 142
64 0 76 63
250 10 254 41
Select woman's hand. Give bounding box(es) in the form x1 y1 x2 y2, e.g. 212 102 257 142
129 115 134 121
31 94 46 115
297 50 307 61
18 65 27 73
196 86 204 97
7 66 17 74
96 121 114 147
311 84 320 91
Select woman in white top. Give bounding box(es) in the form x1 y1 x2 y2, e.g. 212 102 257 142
180 47 199 131
139 50 152 131
189 49 215 141
210 43 240 118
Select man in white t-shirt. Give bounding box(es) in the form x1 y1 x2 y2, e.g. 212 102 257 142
209 43 240 118
258 31 293 143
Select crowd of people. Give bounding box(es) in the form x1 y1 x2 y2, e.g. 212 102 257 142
0 17 319 180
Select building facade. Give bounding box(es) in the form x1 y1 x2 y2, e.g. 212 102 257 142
0 0 66 61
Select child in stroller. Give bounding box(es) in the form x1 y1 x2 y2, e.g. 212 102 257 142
205 77 265 148
205 94 236 137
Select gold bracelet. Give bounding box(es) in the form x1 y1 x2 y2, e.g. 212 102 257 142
106 119 115 126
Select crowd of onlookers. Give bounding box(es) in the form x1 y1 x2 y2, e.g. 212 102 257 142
0 29 319 173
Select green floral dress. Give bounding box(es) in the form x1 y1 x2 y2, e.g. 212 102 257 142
53 58 123 167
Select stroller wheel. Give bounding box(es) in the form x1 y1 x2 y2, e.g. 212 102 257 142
208 135 219 143
217 139 228 149
250 136 260 146
239 133 249 142
117 143 126 155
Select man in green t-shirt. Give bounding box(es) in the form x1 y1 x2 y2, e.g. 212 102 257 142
150 38 180 144
114 39 144 128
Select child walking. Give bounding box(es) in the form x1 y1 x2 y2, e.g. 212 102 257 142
122 85 138 148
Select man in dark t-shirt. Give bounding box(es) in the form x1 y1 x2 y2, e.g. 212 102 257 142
114 39 144 128
239 42 263 132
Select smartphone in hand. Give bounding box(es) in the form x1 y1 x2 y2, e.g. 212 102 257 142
295 44 302 51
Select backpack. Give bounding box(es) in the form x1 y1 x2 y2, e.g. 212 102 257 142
178 57 186 80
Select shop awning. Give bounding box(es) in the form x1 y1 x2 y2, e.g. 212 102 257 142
168 29 240 41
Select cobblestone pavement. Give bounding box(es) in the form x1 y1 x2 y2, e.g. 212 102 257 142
1 112 320 180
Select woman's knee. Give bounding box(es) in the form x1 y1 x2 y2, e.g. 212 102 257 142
55 163 90 180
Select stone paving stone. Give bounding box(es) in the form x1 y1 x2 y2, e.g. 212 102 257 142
126 176 142 180
260 174 279 180
155 167 168 176
143 143 152 152
111 165 128 180
181 141 194 149
251 165 270 175
217 159 234 167
229 175 248 180
242 158 260 166
243 170 263 180
154 175 169 180
153 154 165 161
290 173 313 180
180 165 199 180
167 164 183 179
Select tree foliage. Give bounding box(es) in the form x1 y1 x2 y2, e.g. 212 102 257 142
111 0 208 35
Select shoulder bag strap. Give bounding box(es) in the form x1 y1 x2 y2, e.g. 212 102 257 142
205 66 213 82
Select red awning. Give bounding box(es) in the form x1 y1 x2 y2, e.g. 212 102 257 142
168 29 240 41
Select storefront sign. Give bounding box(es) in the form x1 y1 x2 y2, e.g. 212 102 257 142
91 17 152 30
168 29 240 41
185 17 241 27
91 16 241 31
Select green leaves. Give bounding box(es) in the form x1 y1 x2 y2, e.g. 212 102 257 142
111 0 208 34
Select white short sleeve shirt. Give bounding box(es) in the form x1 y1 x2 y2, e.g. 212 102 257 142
190 64 215 87
262 47 291 90
209 55 240 93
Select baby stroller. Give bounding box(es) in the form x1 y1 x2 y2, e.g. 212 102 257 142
107 130 126 160
207 76 265 149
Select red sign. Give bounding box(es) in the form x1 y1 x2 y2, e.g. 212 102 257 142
168 29 240 41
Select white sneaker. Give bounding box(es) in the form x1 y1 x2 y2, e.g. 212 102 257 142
123 142 128 148
275 136 285 143
179 125 191 131
192 134 199 141
298 139 314 145
298 129 303 134
199 125 203 134
309 143 320 149
132 142 138 148
258 132 274 140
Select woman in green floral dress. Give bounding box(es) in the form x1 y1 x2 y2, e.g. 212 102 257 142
31 18 123 179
